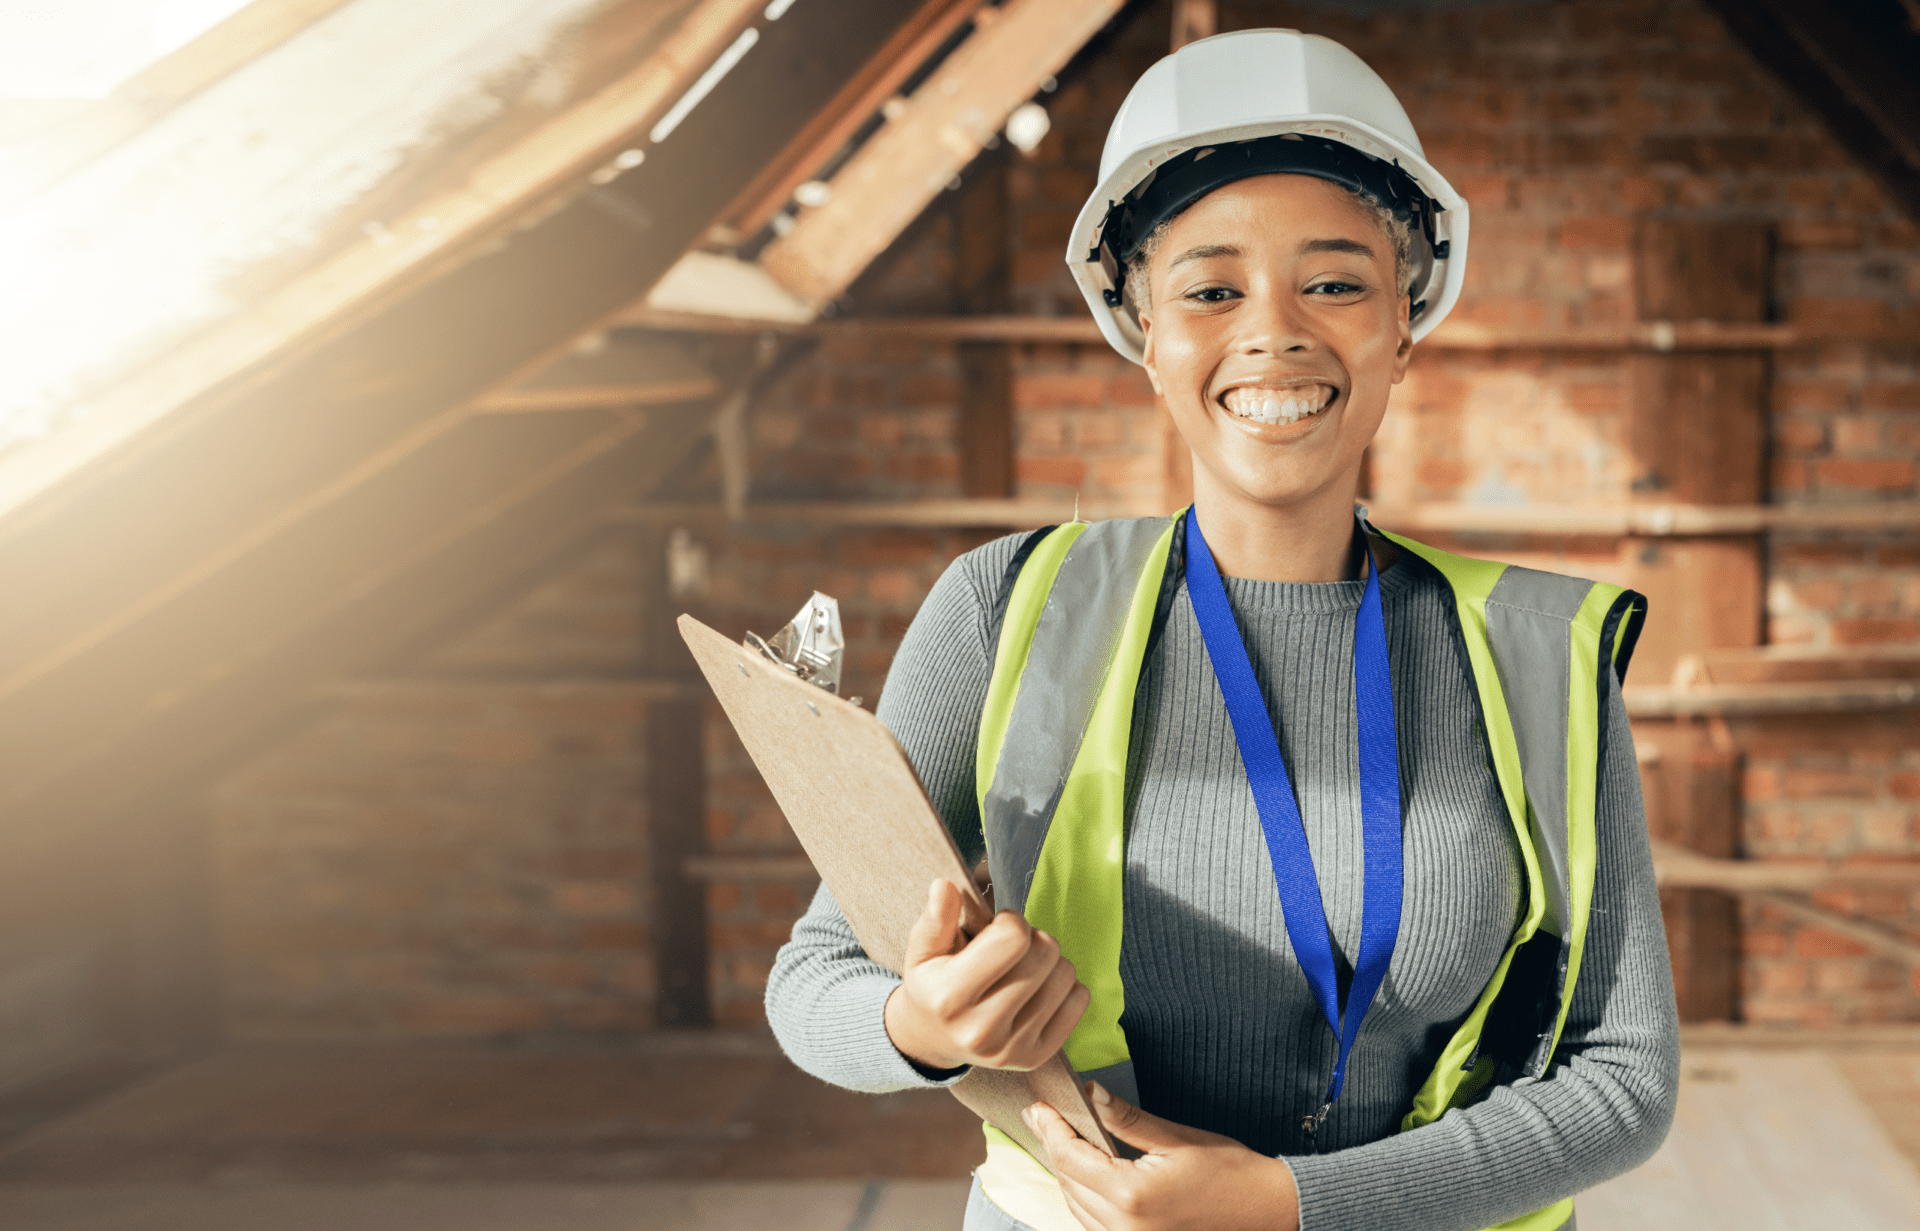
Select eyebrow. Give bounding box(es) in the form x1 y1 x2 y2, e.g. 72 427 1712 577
1164 237 1379 271
1299 237 1379 260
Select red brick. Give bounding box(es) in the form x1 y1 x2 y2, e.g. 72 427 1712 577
1816 459 1914 491
1016 373 1108 409
1862 384 1920 412
1832 618 1920 645
1558 217 1631 249
1786 298 1894 331
1016 456 1087 486
1895 773 1920 802
1795 928 1872 958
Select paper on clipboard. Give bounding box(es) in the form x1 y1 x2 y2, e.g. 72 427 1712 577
678 613 1116 1166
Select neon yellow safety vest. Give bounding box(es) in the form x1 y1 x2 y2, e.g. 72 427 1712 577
971 511 1644 1231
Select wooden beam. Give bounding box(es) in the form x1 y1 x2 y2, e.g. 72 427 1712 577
1624 679 1920 717
1699 0 1920 224
605 497 1920 535
756 0 1126 310
617 310 1917 348
0 0 926 821
684 855 819 880
0 0 763 523
1652 841 1920 893
954 147 1014 498
318 676 708 701
1750 891 1920 968
649 697 711 1027
706 0 989 244
0 0 359 209
474 336 721 412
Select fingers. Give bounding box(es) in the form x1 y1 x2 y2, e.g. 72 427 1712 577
1087 1082 1215 1154
1023 1101 1115 1183
903 879 964 969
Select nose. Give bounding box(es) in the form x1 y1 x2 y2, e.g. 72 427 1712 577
1232 283 1315 356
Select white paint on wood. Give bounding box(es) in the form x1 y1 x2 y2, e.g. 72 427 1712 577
644 250 816 323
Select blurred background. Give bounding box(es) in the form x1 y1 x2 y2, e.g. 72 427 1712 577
0 0 1916 1227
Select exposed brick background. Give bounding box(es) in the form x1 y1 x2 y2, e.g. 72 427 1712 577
205 0 1919 1038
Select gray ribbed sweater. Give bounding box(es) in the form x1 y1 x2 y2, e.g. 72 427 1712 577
765 531 1679 1231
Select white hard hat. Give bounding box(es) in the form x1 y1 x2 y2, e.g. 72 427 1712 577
1067 29 1469 363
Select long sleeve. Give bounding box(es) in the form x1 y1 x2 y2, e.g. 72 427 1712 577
1284 682 1681 1230
762 536 1022 1092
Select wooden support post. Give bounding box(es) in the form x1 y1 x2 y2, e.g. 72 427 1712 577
1626 219 1771 1022
954 147 1014 498
641 527 712 1029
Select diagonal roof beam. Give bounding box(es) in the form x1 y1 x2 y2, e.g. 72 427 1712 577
1700 0 1920 222
0 0 764 523
755 0 1124 313
0 0 359 210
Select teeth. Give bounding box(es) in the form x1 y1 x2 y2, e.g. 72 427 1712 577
1223 385 1333 425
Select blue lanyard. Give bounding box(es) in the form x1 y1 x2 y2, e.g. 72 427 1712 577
1183 510 1404 1144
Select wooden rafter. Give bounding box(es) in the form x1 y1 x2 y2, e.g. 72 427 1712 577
0 0 939 834
756 0 1126 310
0 0 359 210
1700 0 1920 222
0 0 764 522
705 0 989 244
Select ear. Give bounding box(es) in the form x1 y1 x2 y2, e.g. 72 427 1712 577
1139 310 1163 395
1389 293 1414 385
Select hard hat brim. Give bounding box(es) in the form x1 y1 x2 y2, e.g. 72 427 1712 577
1067 115 1470 363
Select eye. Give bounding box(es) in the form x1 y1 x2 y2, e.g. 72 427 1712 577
1307 279 1366 296
1184 285 1240 303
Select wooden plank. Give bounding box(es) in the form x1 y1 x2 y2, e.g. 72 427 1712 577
0 0 359 209
685 855 819 880
0 0 761 523
954 147 1014 499
1579 1050 1920 1230
0 0 927 821
706 0 988 243
1651 841 1920 893
649 698 712 1027
679 615 1115 1167
756 0 1126 309
475 335 721 412
1751 894 1920 968
615 310 1918 348
1624 219 1770 1024
1624 679 1920 717
606 497 1920 535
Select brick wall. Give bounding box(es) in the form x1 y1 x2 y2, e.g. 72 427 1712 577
209 0 1918 1037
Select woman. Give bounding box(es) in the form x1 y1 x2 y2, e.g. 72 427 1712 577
765 29 1677 1231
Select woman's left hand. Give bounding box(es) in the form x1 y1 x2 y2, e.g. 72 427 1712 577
1025 1083 1300 1231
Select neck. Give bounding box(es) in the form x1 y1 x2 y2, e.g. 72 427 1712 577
1189 466 1381 583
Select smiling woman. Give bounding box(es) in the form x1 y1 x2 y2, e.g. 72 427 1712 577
766 28 1678 1231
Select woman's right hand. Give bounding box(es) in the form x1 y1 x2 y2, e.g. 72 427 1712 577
883 877 1090 1073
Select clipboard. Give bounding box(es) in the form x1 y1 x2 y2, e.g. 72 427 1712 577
679 614 1116 1166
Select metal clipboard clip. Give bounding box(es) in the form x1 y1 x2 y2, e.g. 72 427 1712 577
744 591 849 700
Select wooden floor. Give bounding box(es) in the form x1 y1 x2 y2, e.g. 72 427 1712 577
0 1033 1912 1229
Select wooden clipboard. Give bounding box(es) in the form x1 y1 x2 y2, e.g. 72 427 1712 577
679 614 1115 1165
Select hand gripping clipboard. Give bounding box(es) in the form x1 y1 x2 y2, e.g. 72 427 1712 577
679 614 1116 1166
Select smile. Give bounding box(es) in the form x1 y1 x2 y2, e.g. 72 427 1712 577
1219 384 1338 426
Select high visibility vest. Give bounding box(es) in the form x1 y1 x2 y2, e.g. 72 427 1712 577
971 512 1645 1231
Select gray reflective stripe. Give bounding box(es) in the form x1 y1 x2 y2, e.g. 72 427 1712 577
983 517 1170 913
1077 1059 1139 1109
1484 565 1593 943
